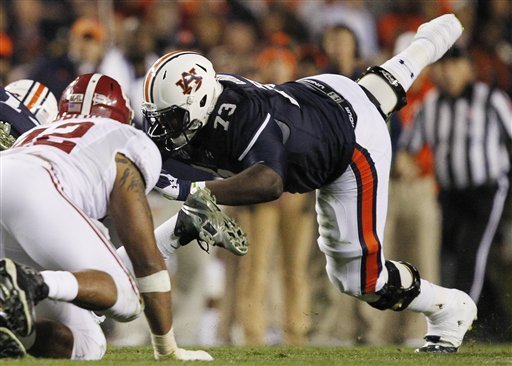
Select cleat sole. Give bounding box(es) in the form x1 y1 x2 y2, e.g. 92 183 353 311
0 259 33 336
0 327 26 358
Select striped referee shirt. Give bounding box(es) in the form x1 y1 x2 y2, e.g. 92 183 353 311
402 82 512 190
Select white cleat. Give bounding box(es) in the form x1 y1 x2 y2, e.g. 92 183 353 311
414 13 464 62
416 289 477 353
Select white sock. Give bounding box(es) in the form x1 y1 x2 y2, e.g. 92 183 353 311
358 39 434 115
408 279 450 315
380 38 435 92
155 214 181 259
41 270 79 302
358 38 436 115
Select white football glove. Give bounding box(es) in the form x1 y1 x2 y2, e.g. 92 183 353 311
156 348 213 361
151 328 213 361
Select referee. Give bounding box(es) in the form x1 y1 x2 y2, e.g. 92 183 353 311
399 46 512 322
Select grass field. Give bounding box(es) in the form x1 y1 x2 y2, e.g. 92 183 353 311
2 344 511 365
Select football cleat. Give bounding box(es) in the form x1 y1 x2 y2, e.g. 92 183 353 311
416 289 477 353
414 13 464 63
0 258 49 337
0 121 16 150
0 321 26 359
175 187 248 256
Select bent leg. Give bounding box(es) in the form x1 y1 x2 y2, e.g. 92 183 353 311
1 155 142 322
25 301 106 360
314 75 476 352
357 14 463 117
314 75 392 299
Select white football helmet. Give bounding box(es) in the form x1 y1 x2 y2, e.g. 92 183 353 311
5 80 58 125
142 51 222 152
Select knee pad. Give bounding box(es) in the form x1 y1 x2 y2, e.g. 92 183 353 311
357 66 407 119
105 276 143 322
367 260 421 311
69 315 107 360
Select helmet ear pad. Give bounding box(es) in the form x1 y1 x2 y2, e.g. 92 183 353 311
142 51 221 151
58 73 134 124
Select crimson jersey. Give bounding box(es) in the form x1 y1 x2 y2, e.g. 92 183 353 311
166 73 356 193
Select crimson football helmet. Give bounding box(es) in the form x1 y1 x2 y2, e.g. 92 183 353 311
142 50 222 151
58 73 134 124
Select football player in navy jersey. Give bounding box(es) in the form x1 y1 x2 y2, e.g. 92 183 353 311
0 80 58 150
144 14 477 353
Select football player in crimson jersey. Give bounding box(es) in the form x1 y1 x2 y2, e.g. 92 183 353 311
0 74 212 361
145 14 477 353
0 80 58 150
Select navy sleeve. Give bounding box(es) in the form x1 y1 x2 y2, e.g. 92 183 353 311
162 158 215 181
239 119 286 179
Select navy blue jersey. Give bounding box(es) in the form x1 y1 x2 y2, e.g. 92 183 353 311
167 74 356 193
0 87 39 138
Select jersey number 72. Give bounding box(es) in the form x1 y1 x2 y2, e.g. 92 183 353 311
12 122 95 154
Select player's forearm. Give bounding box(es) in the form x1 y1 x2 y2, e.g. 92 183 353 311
142 291 173 335
111 153 166 276
205 164 283 205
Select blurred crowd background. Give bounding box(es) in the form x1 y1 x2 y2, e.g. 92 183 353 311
1 0 511 348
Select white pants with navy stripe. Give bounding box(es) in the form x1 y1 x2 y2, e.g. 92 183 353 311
313 74 391 300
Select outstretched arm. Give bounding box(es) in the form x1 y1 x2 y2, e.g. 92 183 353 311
205 163 284 206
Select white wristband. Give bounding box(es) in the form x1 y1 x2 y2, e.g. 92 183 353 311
151 327 178 360
136 270 171 293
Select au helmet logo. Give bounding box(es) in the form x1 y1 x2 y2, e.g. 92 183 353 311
176 68 203 95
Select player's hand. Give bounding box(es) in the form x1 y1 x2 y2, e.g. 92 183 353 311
154 169 191 201
156 348 214 361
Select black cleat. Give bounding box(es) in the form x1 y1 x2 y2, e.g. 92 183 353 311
416 340 457 353
0 323 26 358
0 258 48 336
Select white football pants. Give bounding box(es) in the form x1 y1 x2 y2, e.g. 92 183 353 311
0 153 141 359
312 74 391 301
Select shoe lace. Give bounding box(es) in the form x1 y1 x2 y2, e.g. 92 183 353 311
196 239 211 254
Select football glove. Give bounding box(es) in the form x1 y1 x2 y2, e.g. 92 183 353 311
156 348 214 361
175 187 249 256
151 328 213 361
154 169 191 201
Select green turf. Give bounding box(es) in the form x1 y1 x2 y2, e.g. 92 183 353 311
2 344 511 365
